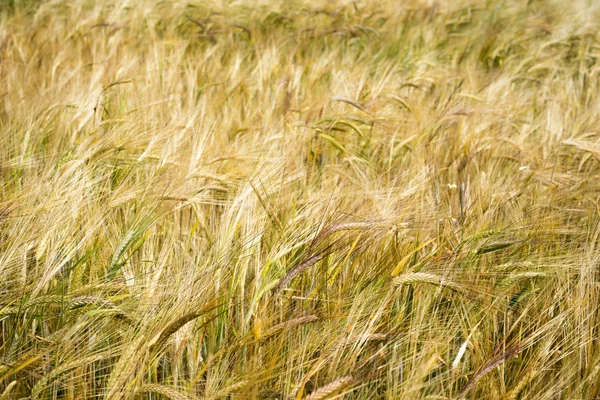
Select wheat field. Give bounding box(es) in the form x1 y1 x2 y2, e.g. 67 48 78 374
1 0 600 398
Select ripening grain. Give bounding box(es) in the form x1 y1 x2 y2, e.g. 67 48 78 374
1 0 600 398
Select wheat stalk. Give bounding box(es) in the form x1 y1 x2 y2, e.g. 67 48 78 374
260 315 319 340
274 251 329 295
137 384 195 400
392 272 463 292
31 353 110 399
503 369 538 400
0 381 17 400
214 380 249 398
458 345 522 399
303 376 356 400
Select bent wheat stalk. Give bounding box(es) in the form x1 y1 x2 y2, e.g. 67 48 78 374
392 272 463 292
260 315 319 340
458 344 522 399
148 299 224 353
274 250 330 295
137 384 195 400
303 376 356 400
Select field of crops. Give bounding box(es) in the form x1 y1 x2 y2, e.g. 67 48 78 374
1 0 600 398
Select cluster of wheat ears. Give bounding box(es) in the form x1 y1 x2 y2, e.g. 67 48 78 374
1 0 600 398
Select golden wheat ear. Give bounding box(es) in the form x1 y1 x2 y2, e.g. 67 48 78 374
2 0 599 398
303 376 356 400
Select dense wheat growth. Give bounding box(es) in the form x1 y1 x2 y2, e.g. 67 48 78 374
1 0 600 398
